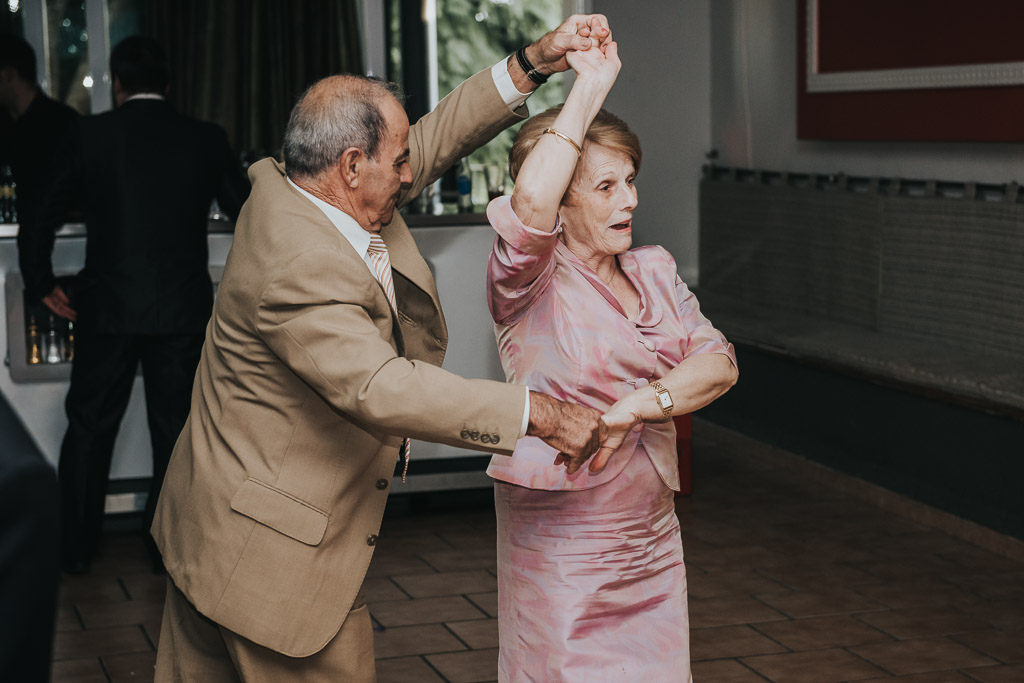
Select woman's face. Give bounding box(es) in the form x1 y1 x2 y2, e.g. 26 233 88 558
558 144 638 262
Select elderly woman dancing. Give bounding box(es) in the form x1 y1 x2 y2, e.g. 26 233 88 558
484 37 738 682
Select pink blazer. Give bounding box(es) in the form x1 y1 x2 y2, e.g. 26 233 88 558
485 196 737 491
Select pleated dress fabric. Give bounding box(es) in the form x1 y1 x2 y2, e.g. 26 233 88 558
484 196 735 682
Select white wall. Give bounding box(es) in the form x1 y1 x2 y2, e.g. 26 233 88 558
710 0 1024 184
591 0 711 284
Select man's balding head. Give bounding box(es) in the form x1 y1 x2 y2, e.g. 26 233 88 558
283 75 404 181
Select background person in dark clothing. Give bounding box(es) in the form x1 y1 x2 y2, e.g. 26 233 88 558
0 34 78 228
19 36 250 574
0 397 60 683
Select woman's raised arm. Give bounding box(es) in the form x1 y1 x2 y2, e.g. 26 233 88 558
510 41 621 230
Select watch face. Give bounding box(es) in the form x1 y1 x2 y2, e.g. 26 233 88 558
658 392 672 409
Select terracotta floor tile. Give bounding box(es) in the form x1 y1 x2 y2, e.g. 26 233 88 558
50 656 108 683
120 573 168 602
373 623 467 659
742 647 887 682
393 570 497 598
76 598 165 630
964 664 1024 682
374 533 457 555
754 614 893 651
852 637 999 676
939 549 1023 574
689 624 789 661
850 579 983 610
951 629 1024 664
426 648 498 683
375 655 446 682
56 603 82 632
757 563 877 590
419 549 497 572
58 575 129 604
370 595 488 627
945 572 1024 602
142 618 162 648
857 606 993 639
103 650 157 683
364 576 411 602
755 589 887 618
956 599 1024 630
689 596 788 628
366 554 438 578
859 672 976 682
446 618 499 649
688 570 790 599
690 659 770 682
466 592 499 618
53 625 152 660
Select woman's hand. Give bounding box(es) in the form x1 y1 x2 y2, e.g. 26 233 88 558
566 40 621 94
586 394 642 474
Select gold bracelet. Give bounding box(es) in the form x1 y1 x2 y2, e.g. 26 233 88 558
541 128 582 157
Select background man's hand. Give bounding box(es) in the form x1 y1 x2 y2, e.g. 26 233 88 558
527 14 612 75
42 284 76 322
526 391 605 474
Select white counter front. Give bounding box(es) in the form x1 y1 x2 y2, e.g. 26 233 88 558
0 221 505 504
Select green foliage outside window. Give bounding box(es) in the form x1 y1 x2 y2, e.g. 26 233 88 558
437 0 565 184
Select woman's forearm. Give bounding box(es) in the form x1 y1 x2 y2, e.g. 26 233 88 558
620 354 738 423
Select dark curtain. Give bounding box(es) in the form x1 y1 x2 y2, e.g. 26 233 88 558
146 0 363 158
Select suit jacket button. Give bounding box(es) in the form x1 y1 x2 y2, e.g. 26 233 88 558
366 534 378 546
480 433 491 444
491 434 500 444
376 478 389 490
470 430 479 441
460 429 470 439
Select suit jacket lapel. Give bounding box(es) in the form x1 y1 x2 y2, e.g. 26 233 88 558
381 219 441 309
265 159 407 355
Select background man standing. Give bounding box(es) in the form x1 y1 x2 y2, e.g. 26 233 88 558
19 36 250 575
0 34 78 230
152 15 614 681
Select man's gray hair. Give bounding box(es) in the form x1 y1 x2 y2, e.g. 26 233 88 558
283 74 404 180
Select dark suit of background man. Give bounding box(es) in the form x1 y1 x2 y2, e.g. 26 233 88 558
19 36 250 574
0 34 78 229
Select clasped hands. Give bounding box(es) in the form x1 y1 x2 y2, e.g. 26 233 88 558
528 390 653 476
525 13 614 77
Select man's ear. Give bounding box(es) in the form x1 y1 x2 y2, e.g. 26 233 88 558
338 147 363 189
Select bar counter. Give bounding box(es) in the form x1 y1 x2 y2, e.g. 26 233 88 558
0 215 501 512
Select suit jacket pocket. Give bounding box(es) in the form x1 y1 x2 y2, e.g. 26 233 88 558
230 477 329 546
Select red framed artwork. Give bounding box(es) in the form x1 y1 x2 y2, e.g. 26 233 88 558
797 0 1024 141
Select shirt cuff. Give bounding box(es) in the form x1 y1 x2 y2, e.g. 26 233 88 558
520 386 531 437
491 57 531 111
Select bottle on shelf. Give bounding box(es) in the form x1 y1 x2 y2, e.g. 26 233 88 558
0 164 16 224
26 313 42 364
64 320 75 362
45 314 63 364
456 159 473 213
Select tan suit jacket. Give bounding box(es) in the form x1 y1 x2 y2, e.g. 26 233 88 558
152 69 527 657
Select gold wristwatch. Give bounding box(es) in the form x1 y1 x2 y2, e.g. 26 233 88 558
650 380 673 419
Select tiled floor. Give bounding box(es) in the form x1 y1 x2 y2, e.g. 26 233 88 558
51 420 1024 682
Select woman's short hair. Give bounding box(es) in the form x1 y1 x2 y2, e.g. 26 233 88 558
508 105 641 190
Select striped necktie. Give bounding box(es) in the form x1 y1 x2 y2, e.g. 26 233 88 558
366 233 411 482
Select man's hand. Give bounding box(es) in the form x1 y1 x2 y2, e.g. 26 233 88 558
527 391 605 474
42 284 76 322
527 14 612 76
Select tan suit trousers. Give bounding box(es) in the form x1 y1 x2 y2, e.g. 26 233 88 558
154 578 374 682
